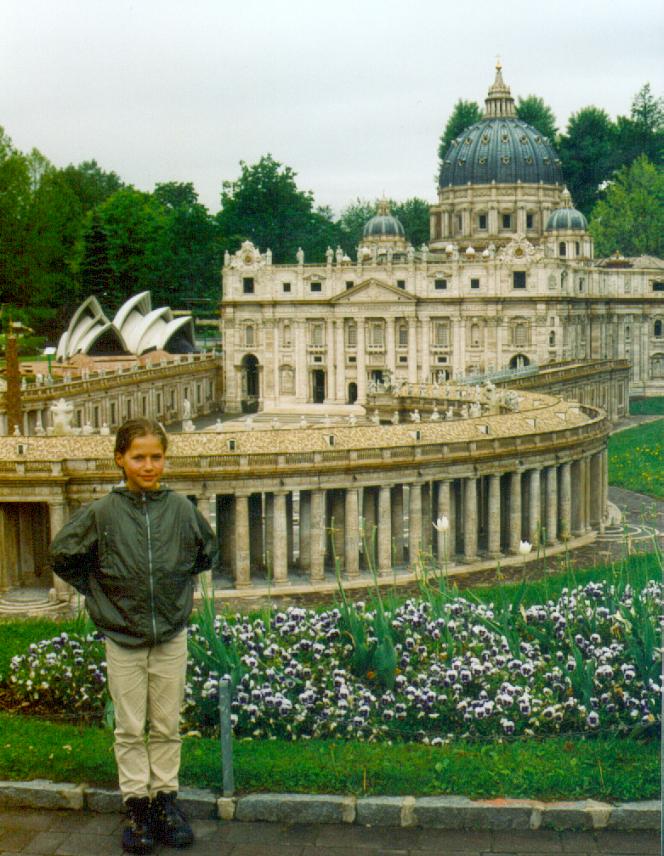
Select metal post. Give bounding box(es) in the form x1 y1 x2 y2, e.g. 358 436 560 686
219 679 235 796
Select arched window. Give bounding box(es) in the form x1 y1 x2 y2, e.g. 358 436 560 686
654 320 663 338
559 242 566 257
549 330 556 347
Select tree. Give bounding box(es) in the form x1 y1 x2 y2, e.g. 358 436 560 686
558 107 617 215
216 155 340 263
437 100 482 166
589 156 664 258
60 160 123 213
0 128 31 311
516 95 557 141
615 84 664 168
392 198 430 247
337 197 429 253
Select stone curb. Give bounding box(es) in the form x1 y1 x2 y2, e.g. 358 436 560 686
0 782 659 831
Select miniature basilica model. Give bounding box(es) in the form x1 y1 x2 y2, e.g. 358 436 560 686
221 65 664 413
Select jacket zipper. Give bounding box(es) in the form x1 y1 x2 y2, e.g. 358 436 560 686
142 494 158 644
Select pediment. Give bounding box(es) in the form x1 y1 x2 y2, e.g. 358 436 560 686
330 278 416 304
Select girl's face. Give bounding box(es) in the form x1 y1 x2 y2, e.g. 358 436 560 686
114 434 166 492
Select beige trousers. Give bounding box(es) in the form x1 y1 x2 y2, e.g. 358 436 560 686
105 630 188 801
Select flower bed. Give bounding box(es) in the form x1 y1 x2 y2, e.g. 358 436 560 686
3 574 661 744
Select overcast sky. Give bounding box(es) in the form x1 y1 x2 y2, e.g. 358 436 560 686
2 0 663 216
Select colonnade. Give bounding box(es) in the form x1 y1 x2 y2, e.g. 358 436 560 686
192 449 607 588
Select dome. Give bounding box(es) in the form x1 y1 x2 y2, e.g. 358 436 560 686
438 65 563 188
546 189 588 231
363 200 405 239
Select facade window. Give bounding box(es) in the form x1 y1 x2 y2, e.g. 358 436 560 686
513 323 528 347
434 322 449 346
398 323 408 347
471 323 481 347
245 325 255 347
397 280 406 289
369 323 384 347
513 271 526 289
478 213 487 230
470 278 480 289
282 323 292 347
526 213 534 229
549 330 556 347
654 320 663 338
625 326 631 342
310 281 322 293
575 242 580 255
434 278 447 290
347 322 357 348
346 281 354 290
243 277 254 294
653 281 664 292
456 214 462 233
502 213 511 229
282 282 291 293
559 242 567 257
311 323 324 346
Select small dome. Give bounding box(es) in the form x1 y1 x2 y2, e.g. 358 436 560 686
363 199 405 239
545 188 588 232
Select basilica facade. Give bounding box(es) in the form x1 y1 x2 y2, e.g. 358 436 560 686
221 65 664 412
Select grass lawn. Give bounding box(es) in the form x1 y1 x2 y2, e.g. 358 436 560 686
609 418 664 499
630 396 664 416
0 711 657 802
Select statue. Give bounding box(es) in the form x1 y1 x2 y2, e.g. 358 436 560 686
410 409 421 423
371 409 380 425
446 406 454 420
407 244 415 263
326 246 334 265
224 250 231 267
34 410 45 435
430 404 440 421
299 415 308 429
420 243 428 262
100 422 111 436
391 411 400 425
469 402 482 418
265 248 272 265
296 247 304 264
335 246 344 264
82 421 94 435
50 398 74 435
460 404 469 419
12 424 21 437
214 419 224 433
182 398 192 420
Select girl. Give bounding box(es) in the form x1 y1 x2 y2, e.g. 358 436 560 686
50 418 217 854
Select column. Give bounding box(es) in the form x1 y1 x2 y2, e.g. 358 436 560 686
487 474 501 558
362 487 378 570
528 468 541 547
508 470 522 554
559 462 572 541
463 477 478 563
386 318 396 377
572 459 584 536
49 501 73 602
310 489 326 581
408 482 423 566
435 480 451 563
299 491 311 570
448 480 458 558
295 321 308 401
583 456 592 533
344 488 360 577
286 492 294 566
421 483 432 554
329 490 345 569
391 485 405 564
421 318 431 383
234 494 251 587
248 493 263 571
407 318 417 384
272 492 289 585
452 318 466 378
335 321 346 402
356 319 367 403
272 323 280 405
545 465 558 545
197 493 214 592
378 485 392 575
326 319 336 402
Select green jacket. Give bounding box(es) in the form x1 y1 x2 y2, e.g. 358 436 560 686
49 487 218 648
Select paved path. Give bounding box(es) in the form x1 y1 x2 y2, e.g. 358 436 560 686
0 808 660 856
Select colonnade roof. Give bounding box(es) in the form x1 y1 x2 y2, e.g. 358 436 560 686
1 390 600 462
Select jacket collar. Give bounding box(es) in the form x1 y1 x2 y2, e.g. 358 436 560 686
112 485 171 503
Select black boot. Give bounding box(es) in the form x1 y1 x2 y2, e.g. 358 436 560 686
150 791 194 848
122 797 154 854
